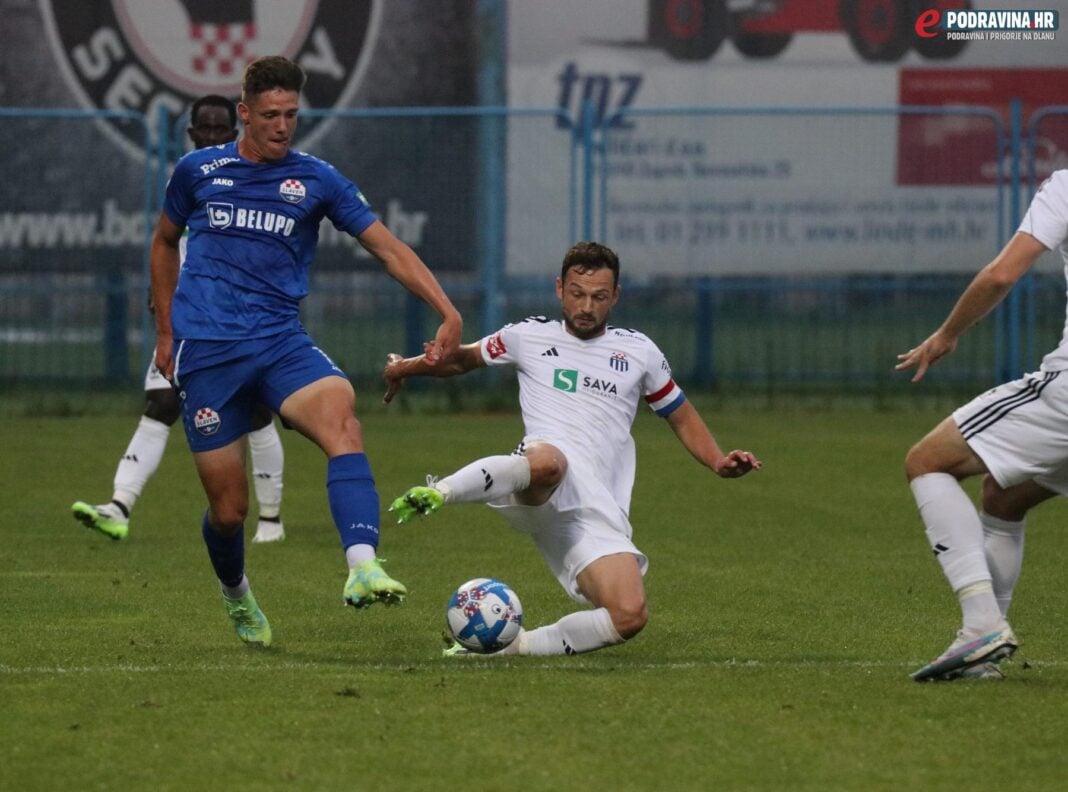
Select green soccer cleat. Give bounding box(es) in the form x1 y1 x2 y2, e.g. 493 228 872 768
71 501 129 541
388 485 444 524
343 558 407 609
442 631 473 657
223 590 272 646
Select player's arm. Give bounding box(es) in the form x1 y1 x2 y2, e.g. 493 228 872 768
382 343 486 403
356 219 463 365
149 211 184 379
665 400 761 478
896 231 1048 382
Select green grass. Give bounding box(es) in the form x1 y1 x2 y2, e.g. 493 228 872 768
3 406 1067 790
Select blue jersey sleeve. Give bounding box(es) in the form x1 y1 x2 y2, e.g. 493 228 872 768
162 155 197 227
323 165 377 237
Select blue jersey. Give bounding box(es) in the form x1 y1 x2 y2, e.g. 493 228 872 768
163 141 377 339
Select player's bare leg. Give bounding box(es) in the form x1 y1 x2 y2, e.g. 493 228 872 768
280 376 405 607
490 553 642 657
906 419 1016 680
194 438 271 646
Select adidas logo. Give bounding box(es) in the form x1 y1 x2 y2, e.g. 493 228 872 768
541 347 559 357
481 467 494 492
932 542 949 556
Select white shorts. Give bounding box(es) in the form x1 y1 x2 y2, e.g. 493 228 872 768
488 457 648 604
953 370 1068 495
143 359 171 391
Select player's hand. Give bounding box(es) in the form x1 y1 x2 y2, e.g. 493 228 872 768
895 331 957 382
424 313 462 366
713 450 762 478
383 352 405 404
154 333 174 381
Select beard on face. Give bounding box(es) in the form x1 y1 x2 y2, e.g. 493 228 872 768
562 309 607 340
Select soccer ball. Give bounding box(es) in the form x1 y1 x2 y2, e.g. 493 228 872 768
445 577 523 653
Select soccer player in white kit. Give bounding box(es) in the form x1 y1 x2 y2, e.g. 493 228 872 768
71 95 287 544
898 169 1068 681
383 242 761 656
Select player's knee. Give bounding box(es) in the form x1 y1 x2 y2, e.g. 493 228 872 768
209 499 249 528
904 440 938 481
609 600 648 640
144 388 180 425
527 447 568 489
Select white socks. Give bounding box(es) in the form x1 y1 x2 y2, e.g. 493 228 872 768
981 511 1025 617
221 575 250 600
436 455 531 504
910 473 1001 632
500 608 624 656
345 543 376 569
249 421 285 518
112 415 171 511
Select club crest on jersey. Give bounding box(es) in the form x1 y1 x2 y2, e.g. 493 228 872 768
194 407 221 436
486 333 507 359
40 0 381 161
610 352 629 372
279 179 306 203
207 202 234 229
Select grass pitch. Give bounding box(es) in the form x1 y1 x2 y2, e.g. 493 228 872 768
3 406 1067 790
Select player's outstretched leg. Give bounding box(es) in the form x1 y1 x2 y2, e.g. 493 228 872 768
71 501 129 541
390 454 535 524
223 589 272 646
910 623 1018 682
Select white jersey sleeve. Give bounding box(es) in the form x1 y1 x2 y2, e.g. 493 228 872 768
1019 170 1068 252
639 338 686 417
1023 171 1068 372
478 316 544 367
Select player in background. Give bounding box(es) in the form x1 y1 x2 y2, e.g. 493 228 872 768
151 57 462 647
897 169 1068 682
383 242 760 657
72 95 287 545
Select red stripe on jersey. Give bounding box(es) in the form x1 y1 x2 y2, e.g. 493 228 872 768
645 379 676 403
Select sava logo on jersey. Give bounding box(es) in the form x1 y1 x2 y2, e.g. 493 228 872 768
552 368 618 398
206 202 295 236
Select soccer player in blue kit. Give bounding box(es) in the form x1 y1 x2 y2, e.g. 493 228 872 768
150 56 462 646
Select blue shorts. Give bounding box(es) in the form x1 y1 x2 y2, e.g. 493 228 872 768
172 330 345 452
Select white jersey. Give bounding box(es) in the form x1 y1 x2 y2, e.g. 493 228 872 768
479 317 685 515
1020 169 1068 371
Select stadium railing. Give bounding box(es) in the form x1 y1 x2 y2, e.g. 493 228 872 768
0 102 1063 404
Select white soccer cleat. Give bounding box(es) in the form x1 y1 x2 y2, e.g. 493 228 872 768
252 518 285 543
911 623 1018 682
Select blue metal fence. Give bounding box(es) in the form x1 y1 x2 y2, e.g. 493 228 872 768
0 102 1064 397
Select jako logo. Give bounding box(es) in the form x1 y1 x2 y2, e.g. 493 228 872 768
40 0 382 161
553 369 579 392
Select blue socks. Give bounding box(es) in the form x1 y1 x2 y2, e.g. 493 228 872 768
327 453 380 550
201 513 244 588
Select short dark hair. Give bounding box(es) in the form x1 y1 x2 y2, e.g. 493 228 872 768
241 56 306 101
190 94 237 128
561 241 620 287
